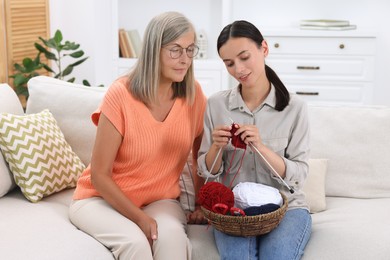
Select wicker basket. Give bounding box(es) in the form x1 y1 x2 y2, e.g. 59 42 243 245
201 192 288 237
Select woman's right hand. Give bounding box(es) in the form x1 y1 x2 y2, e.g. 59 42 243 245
212 125 232 149
136 213 158 247
205 125 232 173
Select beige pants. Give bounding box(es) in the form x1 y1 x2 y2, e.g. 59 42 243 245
69 197 191 260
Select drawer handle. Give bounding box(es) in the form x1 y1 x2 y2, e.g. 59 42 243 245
274 43 280 48
339 44 345 49
297 66 320 70
296 91 319 96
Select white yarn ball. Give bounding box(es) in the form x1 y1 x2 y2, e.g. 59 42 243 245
232 182 283 209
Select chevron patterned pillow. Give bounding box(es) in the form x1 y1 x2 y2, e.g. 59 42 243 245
0 109 85 202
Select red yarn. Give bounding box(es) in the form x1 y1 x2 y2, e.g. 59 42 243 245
197 182 234 211
230 123 246 149
198 123 247 215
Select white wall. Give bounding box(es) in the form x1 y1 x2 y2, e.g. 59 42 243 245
50 0 390 105
49 0 114 87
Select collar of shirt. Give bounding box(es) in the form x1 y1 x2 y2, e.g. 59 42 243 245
228 84 277 114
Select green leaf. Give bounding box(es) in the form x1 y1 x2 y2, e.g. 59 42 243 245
13 74 29 87
47 38 59 50
70 57 88 67
21 58 42 73
62 41 79 50
33 53 41 64
54 30 63 44
68 50 84 58
67 77 75 83
35 42 47 53
43 49 57 60
38 37 50 47
82 79 91 86
42 64 55 73
22 58 33 69
13 63 26 73
61 65 73 77
23 59 41 72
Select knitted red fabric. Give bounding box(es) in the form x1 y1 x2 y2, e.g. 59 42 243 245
230 123 246 149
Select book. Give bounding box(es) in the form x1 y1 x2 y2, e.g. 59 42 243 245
123 31 136 58
127 30 142 58
118 29 131 58
300 19 350 27
300 24 357 31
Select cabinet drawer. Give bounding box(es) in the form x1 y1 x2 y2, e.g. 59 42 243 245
286 81 373 104
266 36 376 56
267 55 374 81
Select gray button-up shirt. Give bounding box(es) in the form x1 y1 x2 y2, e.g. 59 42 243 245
197 85 310 210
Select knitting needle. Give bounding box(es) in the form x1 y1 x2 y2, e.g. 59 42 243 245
205 119 232 183
205 147 222 184
228 118 294 193
248 143 294 193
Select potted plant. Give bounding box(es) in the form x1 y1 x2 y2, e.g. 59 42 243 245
10 29 92 100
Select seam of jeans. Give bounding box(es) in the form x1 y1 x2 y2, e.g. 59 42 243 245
248 236 256 260
292 212 312 260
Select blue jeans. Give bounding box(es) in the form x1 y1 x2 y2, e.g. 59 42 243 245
214 208 312 260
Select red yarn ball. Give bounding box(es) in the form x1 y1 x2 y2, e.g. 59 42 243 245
197 182 234 212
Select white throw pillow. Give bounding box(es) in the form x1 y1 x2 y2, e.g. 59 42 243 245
309 105 390 198
303 158 328 213
0 83 24 197
26 76 107 166
0 109 85 202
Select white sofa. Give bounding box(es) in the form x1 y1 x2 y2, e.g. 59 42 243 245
1 76 390 260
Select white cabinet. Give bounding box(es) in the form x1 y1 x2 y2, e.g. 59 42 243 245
264 30 376 105
107 1 377 104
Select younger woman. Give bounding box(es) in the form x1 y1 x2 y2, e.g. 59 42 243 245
197 20 312 260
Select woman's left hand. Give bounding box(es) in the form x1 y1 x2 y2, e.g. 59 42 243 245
187 207 208 224
234 124 262 150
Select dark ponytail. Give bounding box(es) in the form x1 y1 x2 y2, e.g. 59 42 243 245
217 20 290 111
265 65 290 111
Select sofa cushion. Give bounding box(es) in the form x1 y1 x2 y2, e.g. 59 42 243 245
0 109 85 202
309 105 390 198
303 158 328 213
0 189 114 260
0 83 24 197
26 76 107 166
302 196 390 260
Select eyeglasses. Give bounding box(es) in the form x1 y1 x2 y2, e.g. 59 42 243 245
166 45 199 59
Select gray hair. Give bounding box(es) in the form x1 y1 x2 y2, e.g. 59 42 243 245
129 11 197 105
